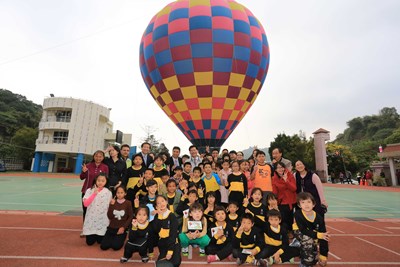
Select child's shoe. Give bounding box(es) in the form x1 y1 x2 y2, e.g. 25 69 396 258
236 258 244 265
289 238 301 248
142 256 149 263
289 258 295 264
207 255 218 263
199 248 206 256
182 247 189 257
120 257 128 263
258 259 269 267
267 256 274 265
228 254 234 261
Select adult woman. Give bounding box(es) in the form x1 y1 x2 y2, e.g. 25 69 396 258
104 145 127 191
80 150 109 221
272 162 297 231
295 160 328 218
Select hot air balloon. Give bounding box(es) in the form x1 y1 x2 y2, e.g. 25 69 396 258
139 0 269 149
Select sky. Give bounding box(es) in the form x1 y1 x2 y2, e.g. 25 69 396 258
1 0 399 153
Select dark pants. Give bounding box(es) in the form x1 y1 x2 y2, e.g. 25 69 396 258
100 227 127 251
206 243 233 260
123 241 148 259
157 243 181 267
279 204 295 231
81 193 86 222
258 245 299 263
86 234 103 246
229 192 245 208
233 248 262 263
262 191 272 206
294 230 318 266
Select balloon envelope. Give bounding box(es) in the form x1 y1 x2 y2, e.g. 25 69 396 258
139 0 269 148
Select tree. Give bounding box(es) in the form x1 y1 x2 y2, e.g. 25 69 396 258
385 128 400 144
269 131 315 169
12 127 38 169
141 125 162 154
326 143 358 178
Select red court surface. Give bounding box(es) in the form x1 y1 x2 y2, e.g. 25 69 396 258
1 213 400 267
1 173 400 266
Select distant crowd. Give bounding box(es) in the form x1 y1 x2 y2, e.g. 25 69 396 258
79 143 329 267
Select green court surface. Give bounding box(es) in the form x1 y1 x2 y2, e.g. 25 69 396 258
0 175 399 219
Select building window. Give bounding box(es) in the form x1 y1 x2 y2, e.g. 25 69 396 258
53 131 68 144
55 110 71 122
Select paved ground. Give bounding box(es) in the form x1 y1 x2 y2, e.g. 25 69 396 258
0 173 399 219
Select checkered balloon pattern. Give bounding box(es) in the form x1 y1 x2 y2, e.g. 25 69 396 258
139 0 269 148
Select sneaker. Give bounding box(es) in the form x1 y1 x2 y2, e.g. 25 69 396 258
142 256 149 263
120 257 128 263
207 255 218 263
182 247 189 257
289 258 295 264
289 238 301 248
267 256 274 265
199 248 206 256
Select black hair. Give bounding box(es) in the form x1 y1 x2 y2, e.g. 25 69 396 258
92 172 108 188
141 142 151 148
272 147 283 154
228 200 239 207
188 189 198 197
213 205 227 217
189 145 198 151
121 144 130 150
172 146 181 151
146 179 158 188
145 168 154 175
115 185 127 193
183 162 192 167
135 205 149 217
256 150 265 157
241 213 254 223
297 192 316 205
267 209 281 220
166 179 177 187
193 166 202 173
132 153 143 161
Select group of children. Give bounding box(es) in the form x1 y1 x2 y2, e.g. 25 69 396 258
81 149 329 267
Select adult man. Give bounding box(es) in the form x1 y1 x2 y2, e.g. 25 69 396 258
169 146 183 176
120 144 132 168
137 142 153 168
188 145 201 169
271 148 292 172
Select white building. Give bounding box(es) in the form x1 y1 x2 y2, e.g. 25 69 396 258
33 97 132 174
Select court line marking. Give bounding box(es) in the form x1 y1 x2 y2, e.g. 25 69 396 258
329 195 399 211
0 227 80 232
385 227 400 230
328 251 341 260
333 234 400 237
352 221 393 234
326 225 345 233
355 237 400 256
2 186 73 197
1 226 399 237
0 202 78 207
2 256 400 265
